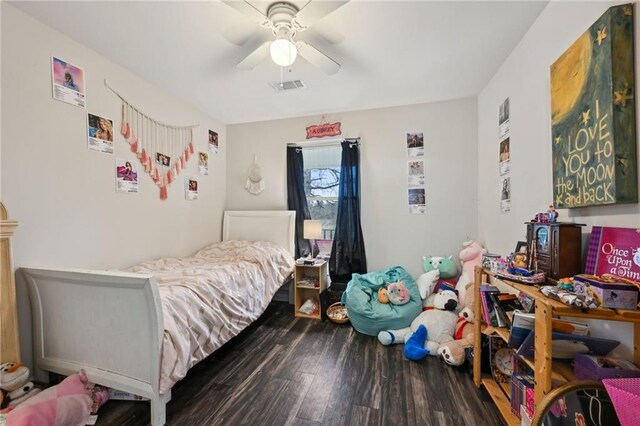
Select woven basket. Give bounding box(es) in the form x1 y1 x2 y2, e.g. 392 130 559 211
327 302 349 324
603 378 640 426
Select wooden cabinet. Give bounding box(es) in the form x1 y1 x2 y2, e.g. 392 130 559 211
294 261 328 320
525 222 584 281
0 203 20 364
473 267 640 425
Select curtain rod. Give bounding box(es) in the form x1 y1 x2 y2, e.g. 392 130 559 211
287 137 360 148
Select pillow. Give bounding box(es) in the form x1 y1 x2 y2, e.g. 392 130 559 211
5 372 91 426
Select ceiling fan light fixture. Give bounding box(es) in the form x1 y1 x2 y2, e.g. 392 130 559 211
270 38 297 67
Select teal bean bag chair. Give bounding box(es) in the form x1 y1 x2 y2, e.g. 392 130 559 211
341 266 422 336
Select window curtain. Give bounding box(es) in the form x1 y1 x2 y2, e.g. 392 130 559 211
329 141 367 282
287 146 312 259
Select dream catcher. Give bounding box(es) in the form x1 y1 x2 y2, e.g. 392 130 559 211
245 155 265 195
107 81 198 200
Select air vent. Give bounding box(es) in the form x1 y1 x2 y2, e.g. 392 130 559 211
270 80 306 92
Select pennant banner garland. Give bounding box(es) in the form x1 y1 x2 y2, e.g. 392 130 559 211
108 81 198 200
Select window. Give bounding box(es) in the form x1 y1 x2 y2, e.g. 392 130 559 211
303 146 341 257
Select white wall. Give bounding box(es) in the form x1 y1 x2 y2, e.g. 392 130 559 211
1 4 226 366
226 98 478 278
477 1 640 358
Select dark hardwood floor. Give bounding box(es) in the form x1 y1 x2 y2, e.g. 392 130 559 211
97 302 504 425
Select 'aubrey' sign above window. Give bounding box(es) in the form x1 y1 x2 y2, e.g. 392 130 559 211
306 122 341 139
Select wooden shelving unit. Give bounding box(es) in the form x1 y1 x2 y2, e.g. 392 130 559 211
473 266 640 424
294 261 328 320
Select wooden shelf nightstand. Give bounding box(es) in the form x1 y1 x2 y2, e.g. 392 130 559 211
294 261 328 319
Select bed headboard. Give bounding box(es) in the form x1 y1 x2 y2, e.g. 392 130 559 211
223 210 296 257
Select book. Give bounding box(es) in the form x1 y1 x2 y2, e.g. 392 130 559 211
480 285 500 326
517 331 620 359
585 226 640 281
492 293 524 327
508 311 590 349
488 293 508 328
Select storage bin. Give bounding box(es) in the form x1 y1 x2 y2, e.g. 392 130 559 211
573 274 638 310
574 354 640 381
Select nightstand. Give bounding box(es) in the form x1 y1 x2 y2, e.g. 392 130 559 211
294 261 328 319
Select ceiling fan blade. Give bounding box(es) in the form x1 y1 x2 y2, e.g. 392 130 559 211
295 0 349 28
297 41 341 75
237 42 271 70
223 20 259 46
221 0 269 25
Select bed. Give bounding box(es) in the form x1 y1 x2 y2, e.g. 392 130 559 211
20 210 296 426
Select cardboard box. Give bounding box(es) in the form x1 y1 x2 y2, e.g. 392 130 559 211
574 274 638 310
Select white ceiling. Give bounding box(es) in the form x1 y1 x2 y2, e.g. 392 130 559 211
10 1 547 124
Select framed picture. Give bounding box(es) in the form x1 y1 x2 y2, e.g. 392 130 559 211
513 241 528 268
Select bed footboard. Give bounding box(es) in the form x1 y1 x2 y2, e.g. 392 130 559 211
21 267 168 425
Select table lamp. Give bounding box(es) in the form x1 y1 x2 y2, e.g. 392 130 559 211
303 220 322 259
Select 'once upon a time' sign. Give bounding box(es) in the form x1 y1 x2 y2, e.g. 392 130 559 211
550 4 638 208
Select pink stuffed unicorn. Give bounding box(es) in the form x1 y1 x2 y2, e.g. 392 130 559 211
456 240 486 306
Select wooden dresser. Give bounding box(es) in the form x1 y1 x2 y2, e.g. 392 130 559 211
0 202 20 364
525 222 584 281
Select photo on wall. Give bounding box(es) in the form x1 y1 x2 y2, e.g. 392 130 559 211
115 158 138 193
406 132 424 157
87 113 114 154
408 188 426 214
407 159 425 185
198 152 209 175
156 152 171 167
186 176 199 200
498 97 510 139
500 176 511 214
51 56 85 108
499 137 510 175
208 130 219 154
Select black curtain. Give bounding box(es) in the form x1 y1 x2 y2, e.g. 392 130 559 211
329 141 367 282
287 146 312 259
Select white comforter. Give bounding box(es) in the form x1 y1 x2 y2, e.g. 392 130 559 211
127 240 294 394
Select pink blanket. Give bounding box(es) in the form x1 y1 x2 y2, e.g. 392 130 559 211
4 373 91 426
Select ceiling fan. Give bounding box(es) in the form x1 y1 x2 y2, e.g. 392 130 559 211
221 0 349 75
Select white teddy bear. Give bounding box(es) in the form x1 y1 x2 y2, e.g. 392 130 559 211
377 289 460 360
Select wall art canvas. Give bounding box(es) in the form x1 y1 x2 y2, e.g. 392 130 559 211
51 56 85 108
407 159 425 185
500 176 511 214
87 113 113 154
499 137 510 175
115 159 138 193
498 98 510 139
408 188 426 214
550 4 637 208
186 176 199 200
198 152 209 175
406 132 424 157
208 130 218 154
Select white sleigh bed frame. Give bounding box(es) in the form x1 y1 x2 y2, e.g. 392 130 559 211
20 211 295 425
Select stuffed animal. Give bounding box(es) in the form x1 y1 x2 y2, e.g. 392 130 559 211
423 256 458 279
416 269 440 307
387 281 410 305
437 282 476 366
378 288 389 304
0 362 41 409
456 240 486 306
377 289 459 361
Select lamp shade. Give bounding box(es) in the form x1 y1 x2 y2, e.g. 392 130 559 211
270 38 297 67
303 220 322 240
